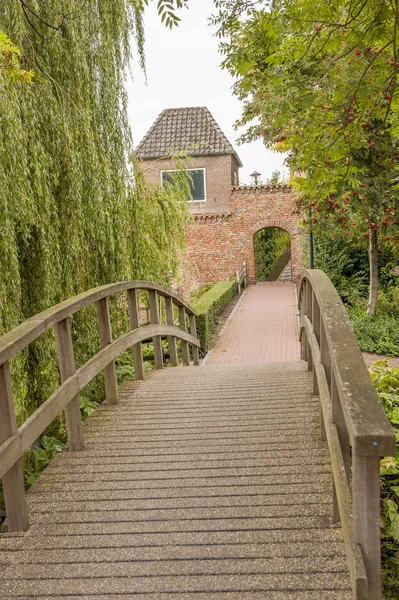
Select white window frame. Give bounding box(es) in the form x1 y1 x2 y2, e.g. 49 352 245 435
160 168 207 203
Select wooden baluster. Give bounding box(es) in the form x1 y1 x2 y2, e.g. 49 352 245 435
127 289 145 381
353 452 382 600
311 293 320 396
189 314 200 366
306 279 313 320
179 306 190 366
96 297 118 405
165 297 178 367
148 290 163 369
0 361 29 532
318 318 328 442
236 269 241 295
299 284 307 361
54 318 84 451
331 373 350 523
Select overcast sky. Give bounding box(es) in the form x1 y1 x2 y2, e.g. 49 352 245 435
127 0 287 184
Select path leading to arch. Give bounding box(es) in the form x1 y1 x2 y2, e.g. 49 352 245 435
206 282 300 365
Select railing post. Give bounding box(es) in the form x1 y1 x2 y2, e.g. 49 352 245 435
0 361 29 532
189 314 200 366
96 297 118 405
127 289 145 381
311 293 320 397
54 318 84 451
353 452 382 600
148 290 163 369
331 373 350 523
236 269 241 295
306 279 313 320
244 261 247 287
165 296 178 367
179 306 190 366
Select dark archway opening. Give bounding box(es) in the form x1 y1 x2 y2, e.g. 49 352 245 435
254 227 291 282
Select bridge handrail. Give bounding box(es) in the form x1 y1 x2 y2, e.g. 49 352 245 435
0 281 200 533
0 281 196 366
298 269 395 600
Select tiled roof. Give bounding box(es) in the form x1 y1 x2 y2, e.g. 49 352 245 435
135 107 243 167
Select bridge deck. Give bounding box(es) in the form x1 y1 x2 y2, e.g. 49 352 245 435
1 362 351 599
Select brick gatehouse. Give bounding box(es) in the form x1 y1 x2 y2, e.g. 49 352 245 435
136 107 303 292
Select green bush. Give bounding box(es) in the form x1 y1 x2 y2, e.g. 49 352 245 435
192 279 238 354
347 300 399 357
369 361 399 598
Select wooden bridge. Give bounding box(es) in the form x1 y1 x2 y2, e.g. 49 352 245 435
0 272 395 600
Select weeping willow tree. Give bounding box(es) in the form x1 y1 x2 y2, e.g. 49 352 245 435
0 2 191 451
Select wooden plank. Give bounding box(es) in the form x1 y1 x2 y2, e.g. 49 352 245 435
127 289 145 381
0 325 199 481
179 306 190 366
331 374 350 523
165 297 178 367
96 298 118 405
148 291 163 370
54 318 84 452
0 361 29 532
189 315 200 366
0 281 197 366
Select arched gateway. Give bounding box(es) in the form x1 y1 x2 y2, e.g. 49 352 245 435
185 184 303 287
136 107 303 292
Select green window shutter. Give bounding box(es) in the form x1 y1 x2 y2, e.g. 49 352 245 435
191 170 205 200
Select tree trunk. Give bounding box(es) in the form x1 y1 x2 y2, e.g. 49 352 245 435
367 229 378 316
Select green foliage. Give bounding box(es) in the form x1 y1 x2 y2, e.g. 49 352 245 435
25 436 64 486
213 0 399 303
0 30 33 82
254 227 290 281
143 0 189 29
369 361 399 597
347 287 399 356
193 279 238 354
307 232 370 303
0 1 191 492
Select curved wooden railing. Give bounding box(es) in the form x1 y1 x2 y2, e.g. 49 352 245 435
298 270 396 600
0 281 200 533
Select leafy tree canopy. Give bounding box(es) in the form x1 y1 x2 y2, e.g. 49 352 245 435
212 0 399 313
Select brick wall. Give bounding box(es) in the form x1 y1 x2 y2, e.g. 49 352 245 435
139 157 303 298
140 155 239 213
184 185 303 291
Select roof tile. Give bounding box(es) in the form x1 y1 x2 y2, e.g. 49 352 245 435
135 107 243 167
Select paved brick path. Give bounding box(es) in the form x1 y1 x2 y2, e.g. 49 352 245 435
206 282 301 365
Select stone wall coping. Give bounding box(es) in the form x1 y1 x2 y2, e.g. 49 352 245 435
193 212 232 221
232 184 292 193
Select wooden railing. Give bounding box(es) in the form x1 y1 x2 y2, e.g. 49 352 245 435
236 261 247 294
298 270 396 600
0 281 200 533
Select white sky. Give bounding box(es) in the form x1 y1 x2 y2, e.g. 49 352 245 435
127 0 286 184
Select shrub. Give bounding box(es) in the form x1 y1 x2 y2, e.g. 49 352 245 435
369 361 399 598
192 279 238 354
347 301 399 356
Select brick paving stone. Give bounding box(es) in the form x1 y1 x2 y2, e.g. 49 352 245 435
207 282 301 365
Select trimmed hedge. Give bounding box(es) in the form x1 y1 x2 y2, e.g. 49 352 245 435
192 279 238 355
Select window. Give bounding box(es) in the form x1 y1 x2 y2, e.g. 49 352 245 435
161 168 206 202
